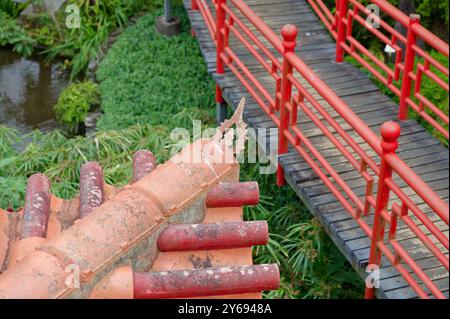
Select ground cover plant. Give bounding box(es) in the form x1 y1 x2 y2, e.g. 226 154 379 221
95 6 216 130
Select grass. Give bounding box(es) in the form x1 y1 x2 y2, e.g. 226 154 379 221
0 4 364 298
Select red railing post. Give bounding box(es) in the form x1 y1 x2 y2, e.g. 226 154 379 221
216 0 227 123
365 121 401 299
398 14 420 120
335 0 348 63
191 0 199 37
277 24 298 186
192 0 198 10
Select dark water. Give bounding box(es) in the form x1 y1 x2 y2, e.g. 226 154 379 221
0 48 68 133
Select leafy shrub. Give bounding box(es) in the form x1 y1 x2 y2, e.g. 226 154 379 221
0 12 35 56
53 81 100 134
43 0 164 79
0 0 27 18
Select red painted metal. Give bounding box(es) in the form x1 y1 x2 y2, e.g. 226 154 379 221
133 264 280 298
215 0 226 104
21 174 51 239
205 182 259 207
365 121 400 299
398 14 419 120
193 0 449 299
79 161 104 218
335 0 348 63
308 0 449 140
157 221 268 251
277 24 297 186
132 150 157 183
191 0 198 11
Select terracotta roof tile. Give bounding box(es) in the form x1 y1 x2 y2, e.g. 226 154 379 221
0 135 279 298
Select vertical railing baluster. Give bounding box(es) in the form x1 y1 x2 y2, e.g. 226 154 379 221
398 14 420 120
216 0 227 123
277 24 298 186
191 0 198 36
335 0 348 63
365 121 401 299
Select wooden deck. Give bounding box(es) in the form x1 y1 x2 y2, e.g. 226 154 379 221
183 0 449 298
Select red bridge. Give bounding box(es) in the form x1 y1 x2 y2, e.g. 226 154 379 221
184 0 449 298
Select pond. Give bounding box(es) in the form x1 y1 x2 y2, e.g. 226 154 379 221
0 48 68 134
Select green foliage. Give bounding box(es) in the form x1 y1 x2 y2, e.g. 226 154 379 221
53 81 100 134
42 0 164 79
0 0 28 18
23 12 60 47
96 7 216 130
417 0 449 29
0 124 172 208
0 12 35 56
414 51 449 145
0 176 26 211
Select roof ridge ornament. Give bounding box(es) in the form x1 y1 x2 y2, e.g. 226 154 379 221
212 97 248 156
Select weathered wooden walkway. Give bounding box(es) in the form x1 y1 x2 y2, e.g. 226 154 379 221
183 0 449 298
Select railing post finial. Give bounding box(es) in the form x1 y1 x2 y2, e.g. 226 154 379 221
380 121 401 154
409 13 421 23
281 24 298 52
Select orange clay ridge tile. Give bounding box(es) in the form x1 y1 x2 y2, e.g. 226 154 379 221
0 101 280 299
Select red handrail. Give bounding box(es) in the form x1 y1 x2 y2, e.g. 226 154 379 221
308 0 449 141
191 0 449 299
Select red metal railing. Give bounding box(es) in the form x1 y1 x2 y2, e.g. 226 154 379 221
190 0 449 299
308 0 449 141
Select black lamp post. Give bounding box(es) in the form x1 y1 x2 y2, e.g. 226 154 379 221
156 0 181 36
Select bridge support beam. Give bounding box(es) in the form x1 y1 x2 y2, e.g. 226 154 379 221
216 85 227 124
335 0 348 63
215 0 227 124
